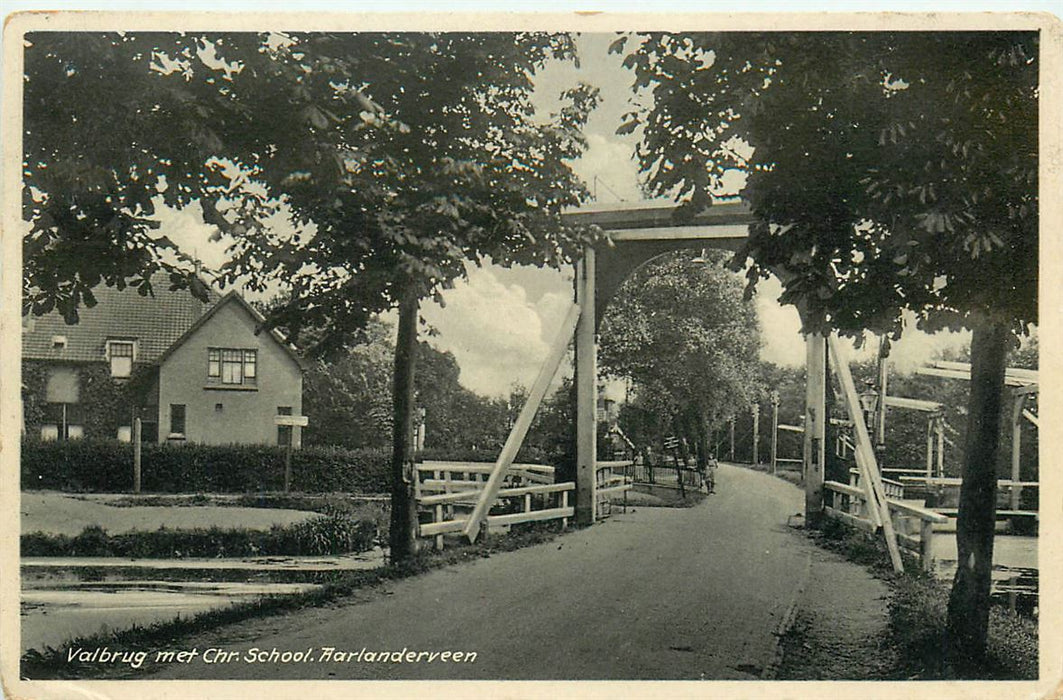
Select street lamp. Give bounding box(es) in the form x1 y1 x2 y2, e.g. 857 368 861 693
859 381 879 433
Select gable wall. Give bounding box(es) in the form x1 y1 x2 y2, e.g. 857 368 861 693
158 301 302 446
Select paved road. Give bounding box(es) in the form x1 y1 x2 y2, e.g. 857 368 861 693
149 464 812 680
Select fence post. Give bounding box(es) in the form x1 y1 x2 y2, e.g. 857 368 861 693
433 468 443 551
133 418 142 494
920 519 935 572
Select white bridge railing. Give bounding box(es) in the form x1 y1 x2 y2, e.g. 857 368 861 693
414 461 572 549
823 480 948 571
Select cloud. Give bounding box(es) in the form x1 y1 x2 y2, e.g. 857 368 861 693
571 133 643 203
423 267 573 397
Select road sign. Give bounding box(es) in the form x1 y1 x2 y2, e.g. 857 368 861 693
274 415 309 427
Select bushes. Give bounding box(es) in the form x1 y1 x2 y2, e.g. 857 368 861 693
21 509 381 558
21 439 390 494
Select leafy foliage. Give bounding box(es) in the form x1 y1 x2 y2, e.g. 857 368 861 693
614 31 1037 338
23 32 601 355
599 249 762 460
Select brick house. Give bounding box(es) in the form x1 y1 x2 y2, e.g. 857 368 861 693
21 274 304 447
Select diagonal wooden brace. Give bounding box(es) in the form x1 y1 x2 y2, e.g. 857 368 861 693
829 335 905 574
462 303 582 543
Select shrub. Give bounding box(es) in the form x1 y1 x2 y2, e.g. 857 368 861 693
20 438 390 494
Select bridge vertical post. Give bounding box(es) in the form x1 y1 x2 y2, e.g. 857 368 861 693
803 334 827 526
575 247 597 526
1010 393 1025 510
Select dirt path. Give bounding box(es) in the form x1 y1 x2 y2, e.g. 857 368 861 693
130 465 813 680
775 539 899 680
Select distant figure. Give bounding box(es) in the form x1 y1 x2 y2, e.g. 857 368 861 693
706 453 718 494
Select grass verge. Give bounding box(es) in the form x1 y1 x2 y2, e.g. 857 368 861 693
22 505 386 558
809 518 1037 680
20 519 571 680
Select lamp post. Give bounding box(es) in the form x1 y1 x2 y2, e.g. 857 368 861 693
858 382 879 439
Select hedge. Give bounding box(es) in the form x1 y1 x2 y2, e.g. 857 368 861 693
21 439 390 494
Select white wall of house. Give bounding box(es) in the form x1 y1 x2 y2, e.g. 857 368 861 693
157 300 302 447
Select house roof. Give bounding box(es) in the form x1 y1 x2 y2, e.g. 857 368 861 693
23 273 223 364
155 291 305 370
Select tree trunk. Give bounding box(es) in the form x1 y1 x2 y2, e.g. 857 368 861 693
946 318 1008 674
389 287 420 562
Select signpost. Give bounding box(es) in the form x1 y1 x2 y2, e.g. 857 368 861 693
133 418 142 494
274 414 309 493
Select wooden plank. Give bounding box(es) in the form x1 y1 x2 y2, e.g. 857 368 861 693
1011 383 1041 397
917 477 1040 488
596 461 635 469
916 366 1034 387
778 424 804 433
933 508 1038 519
887 499 949 523
420 482 574 505
418 461 555 475
884 396 942 412
823 506 877 533
1022 409 1039 427
830 335 905 573
607 223 751 242
462 303 582 542
824 480 865 498
933 360 1039 381
484 506 576 528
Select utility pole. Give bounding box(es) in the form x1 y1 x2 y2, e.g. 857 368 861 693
875 336 890 455
729 416 735 462
770 391 780 476
752 404 760 465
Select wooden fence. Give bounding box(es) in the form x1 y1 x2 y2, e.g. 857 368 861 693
596 461 634 517
823 480 948 571
414 461 572 549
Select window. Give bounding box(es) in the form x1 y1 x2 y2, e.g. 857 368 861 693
277 406 292 447
107 340 135 378
209 348 257 386
42 402 83 441
169 404 186 438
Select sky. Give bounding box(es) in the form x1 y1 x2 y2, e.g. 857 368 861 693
17 14 1029 398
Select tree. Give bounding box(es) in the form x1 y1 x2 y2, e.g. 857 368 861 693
598 249 762 469
616 31 1037 671
302 320 395 449
22 31 601 560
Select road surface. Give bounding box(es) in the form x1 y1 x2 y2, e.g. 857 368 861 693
145 464 813 680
